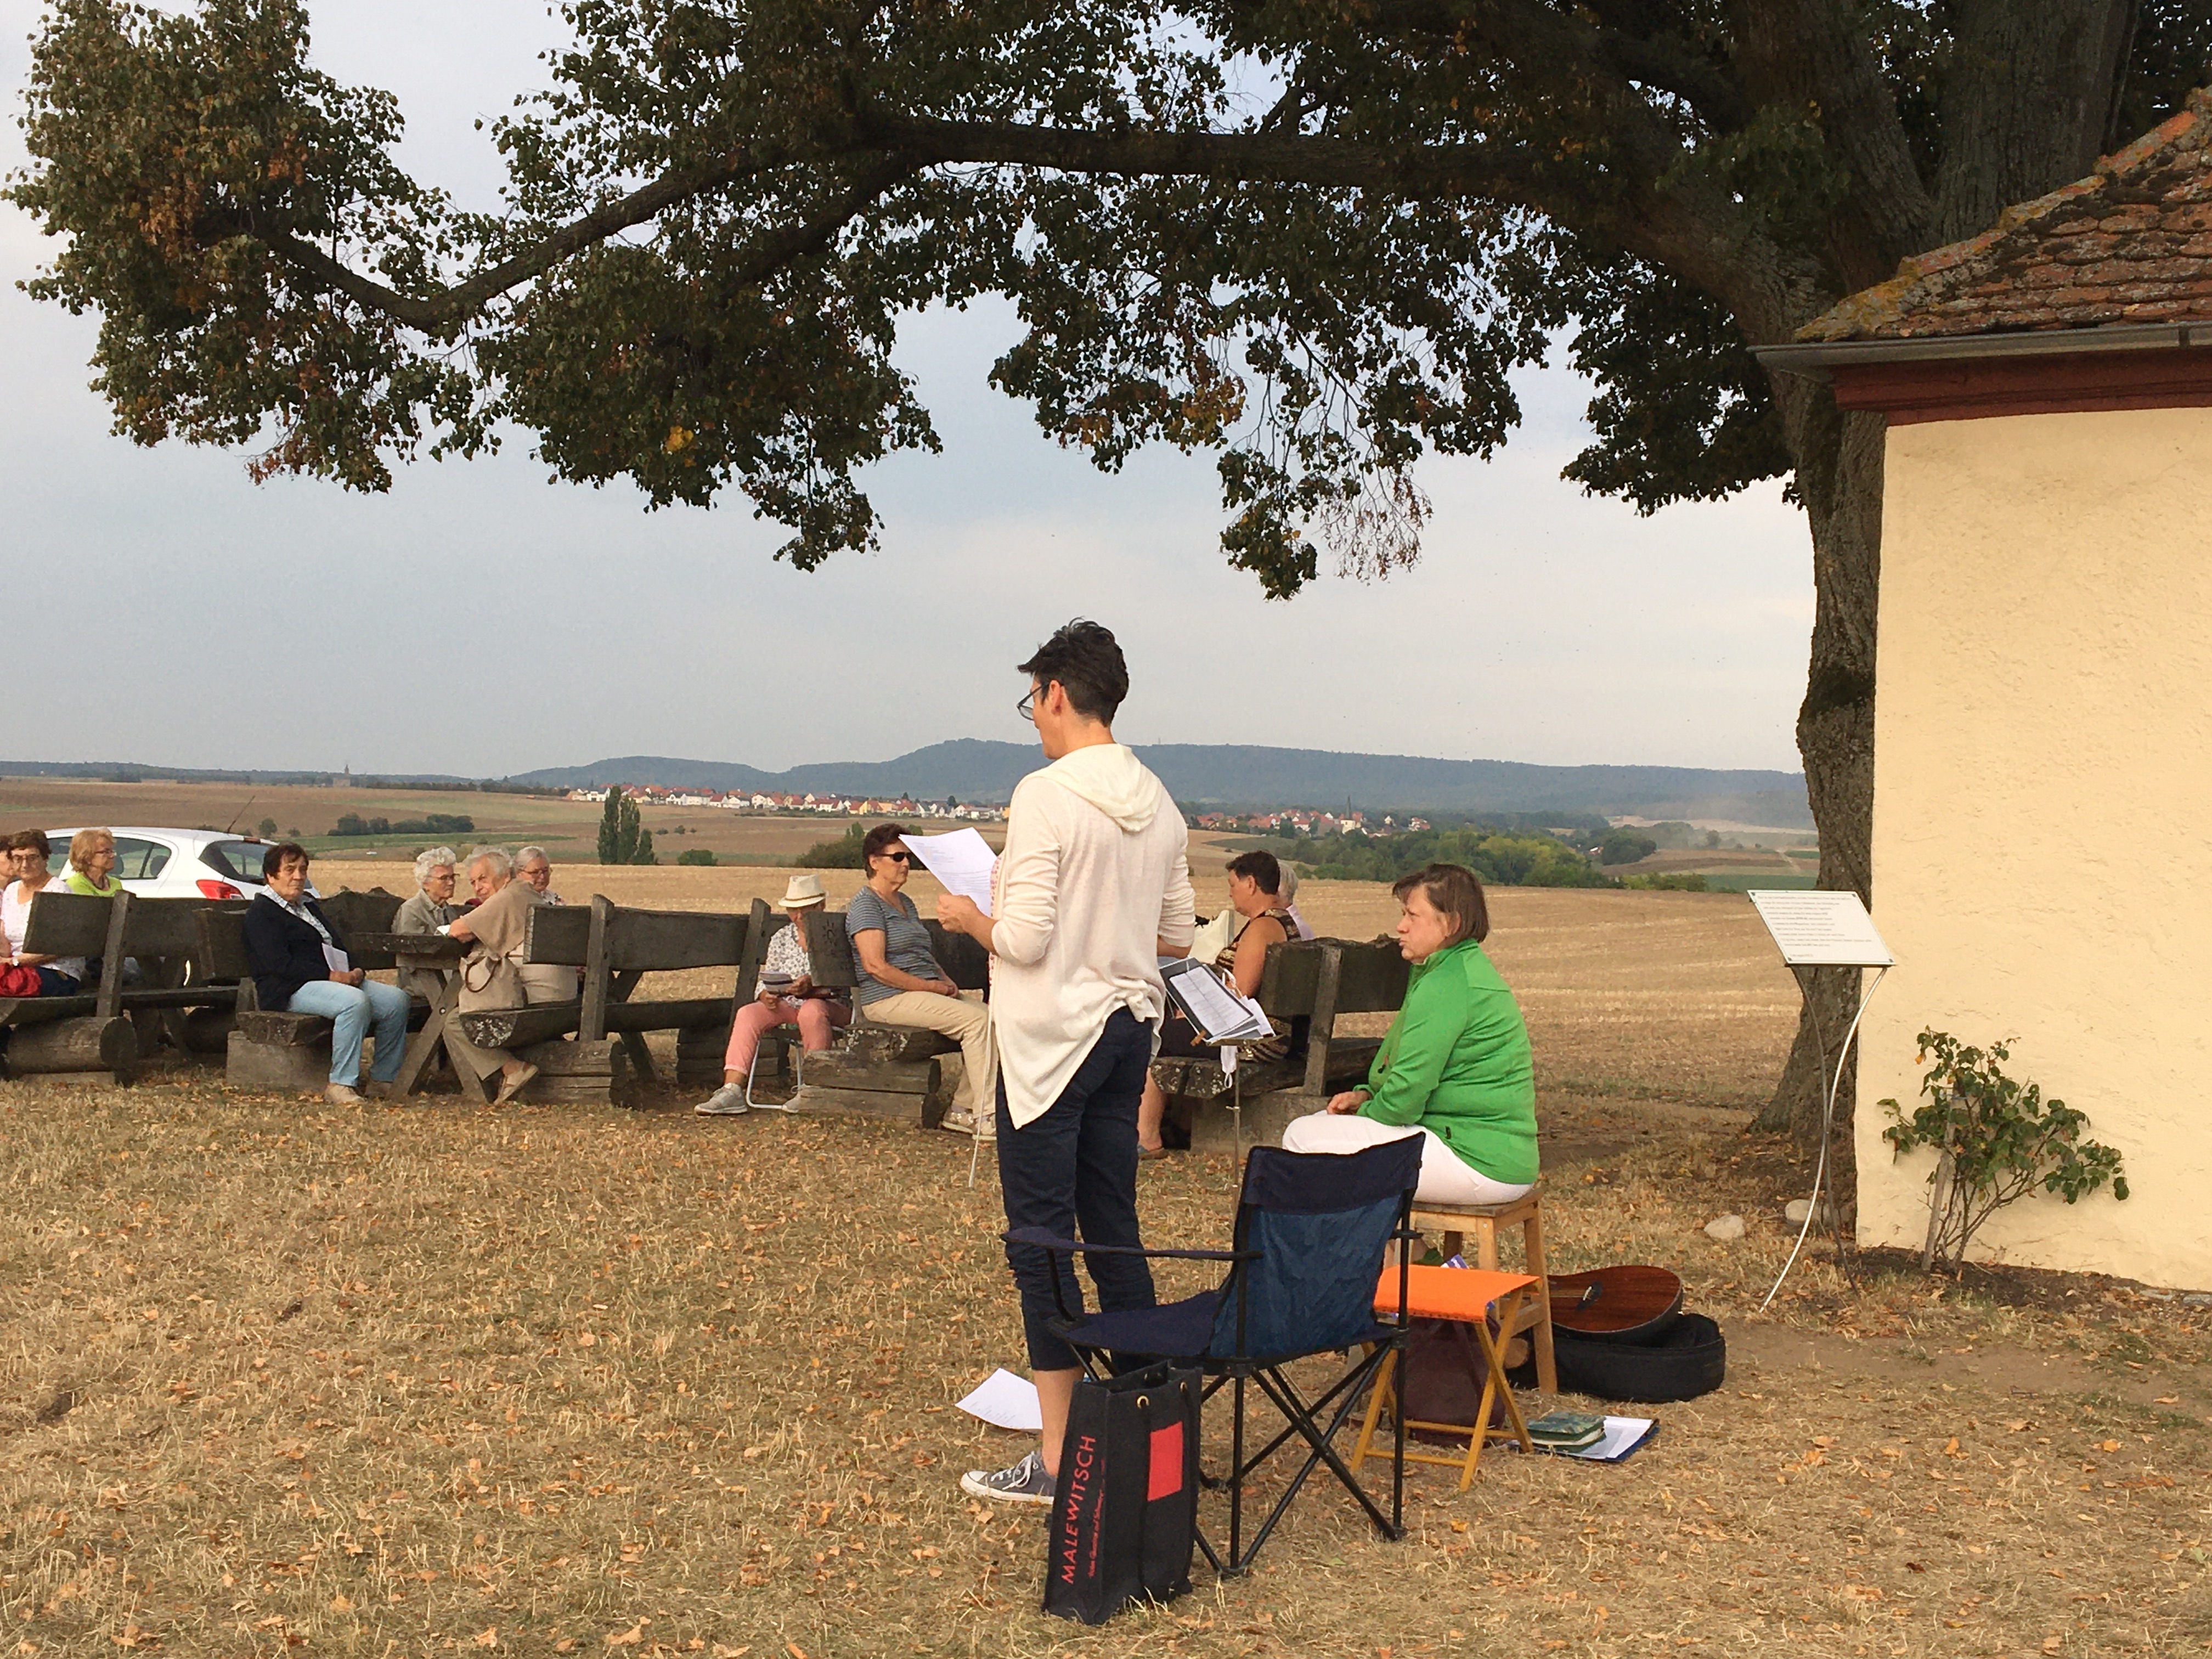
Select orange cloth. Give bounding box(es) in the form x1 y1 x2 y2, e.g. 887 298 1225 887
1374 1263 1535 1323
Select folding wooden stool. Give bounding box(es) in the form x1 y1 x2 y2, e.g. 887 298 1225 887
1350 1263 1536 1492
1409 1188 1557 1394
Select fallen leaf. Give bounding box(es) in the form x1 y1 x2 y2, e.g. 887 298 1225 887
475 1630 499 1649
577 1331 597 1348
329 1595 353 1613
2099 1439 2121 1452
2154 1396 2180 1405
711 1649 749 1658
605 1629 642 1650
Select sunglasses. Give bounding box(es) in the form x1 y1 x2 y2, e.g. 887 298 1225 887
877 849 911 864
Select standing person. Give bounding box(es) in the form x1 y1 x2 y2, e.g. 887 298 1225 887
848 823 996 1137
936 620 1195 1504
512 847 581 1003
695 874 852 1115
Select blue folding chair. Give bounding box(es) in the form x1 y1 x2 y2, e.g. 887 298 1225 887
1007 1135 1421 1574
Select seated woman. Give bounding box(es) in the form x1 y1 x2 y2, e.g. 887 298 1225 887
513 846 580 1003
241 843 411 1104
1138 849 1299 1156
848 823 996 1137
392 845 461 1004
442 849 542 1104
61 829 126 900
1 831 86 997
696 873 851 1115
1280 862 1537 1206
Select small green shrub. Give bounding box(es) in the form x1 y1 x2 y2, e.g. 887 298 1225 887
1620 873 1709 891
1599 829 1658 865
796 823 868 869
1881 1030 2128 1273
676 848 716 866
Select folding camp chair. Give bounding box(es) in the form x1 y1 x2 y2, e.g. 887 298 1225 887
1007 1134 1422 1575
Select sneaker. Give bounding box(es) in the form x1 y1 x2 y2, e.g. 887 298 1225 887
324 1083 362 1106
694 1085 749 1116
941 1107 975 1135
960 1448 1054 1505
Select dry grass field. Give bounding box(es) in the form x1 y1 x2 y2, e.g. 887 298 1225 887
2 865 2207 1658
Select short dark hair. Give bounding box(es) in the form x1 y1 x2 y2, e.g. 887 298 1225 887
7 829 50 859
1017 619 1128 724
262 842 311 881
1391 862 1490 948
1225 849 1282 896
861 823 909 866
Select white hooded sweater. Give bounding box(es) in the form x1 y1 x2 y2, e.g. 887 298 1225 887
989 743 1197 1127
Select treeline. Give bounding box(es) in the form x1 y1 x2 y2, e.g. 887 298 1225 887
1295 826 1611 888
331 812 475 837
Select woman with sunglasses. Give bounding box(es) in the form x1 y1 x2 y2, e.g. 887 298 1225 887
848 822 996 1136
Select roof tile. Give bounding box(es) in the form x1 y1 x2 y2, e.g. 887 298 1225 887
1799 88 2212 341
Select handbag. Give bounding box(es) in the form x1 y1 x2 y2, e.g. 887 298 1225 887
0 962 44 999
1400 1314 1507 1441
1042 1361 1201 1625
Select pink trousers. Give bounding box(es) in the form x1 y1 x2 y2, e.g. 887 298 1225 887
724 995 849 1076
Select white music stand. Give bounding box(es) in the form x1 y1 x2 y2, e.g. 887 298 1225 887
1745 890 1895 1310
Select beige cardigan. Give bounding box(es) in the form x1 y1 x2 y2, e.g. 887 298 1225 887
989 744 1196 1128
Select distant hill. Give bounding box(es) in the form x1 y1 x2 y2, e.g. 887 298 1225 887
512 741 1810 825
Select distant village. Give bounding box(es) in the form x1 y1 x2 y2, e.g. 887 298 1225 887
563 786 1007 822
562 787 1432 837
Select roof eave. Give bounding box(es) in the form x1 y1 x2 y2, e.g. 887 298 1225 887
1756 321 2212 381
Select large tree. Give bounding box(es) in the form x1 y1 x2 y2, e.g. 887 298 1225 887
15 0 2212 1181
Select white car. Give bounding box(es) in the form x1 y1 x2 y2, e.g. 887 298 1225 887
41 827 294 901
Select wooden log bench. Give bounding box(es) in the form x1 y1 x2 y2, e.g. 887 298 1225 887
779 907 990 1123
452 896 757 1104
1 891 243 1084
197 890 424 1093
1152 937 1409 1152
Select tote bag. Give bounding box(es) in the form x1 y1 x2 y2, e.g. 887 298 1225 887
1042 1361 1201 1624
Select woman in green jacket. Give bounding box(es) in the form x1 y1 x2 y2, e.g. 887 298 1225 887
1280 862 1537 1204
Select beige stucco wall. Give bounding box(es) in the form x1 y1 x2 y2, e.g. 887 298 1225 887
1860 404 2212 1288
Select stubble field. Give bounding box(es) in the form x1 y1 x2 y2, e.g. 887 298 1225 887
1 866 2205 1657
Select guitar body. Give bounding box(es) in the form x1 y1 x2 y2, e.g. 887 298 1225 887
1547 1266 1685 1345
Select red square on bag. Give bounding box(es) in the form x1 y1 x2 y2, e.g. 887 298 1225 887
1146 1421 1184 1502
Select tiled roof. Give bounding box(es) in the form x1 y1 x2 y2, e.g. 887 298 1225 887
1799 87 2212 342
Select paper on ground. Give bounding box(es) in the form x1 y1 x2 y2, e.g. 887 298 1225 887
956 1368 1042 1433
1547 1415 1657 1463
901 828 998 917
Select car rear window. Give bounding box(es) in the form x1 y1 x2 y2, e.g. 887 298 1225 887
201 840 272 883
44 834 170 879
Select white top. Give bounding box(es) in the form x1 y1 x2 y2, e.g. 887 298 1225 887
3 881 87 982
988 744 1196 1128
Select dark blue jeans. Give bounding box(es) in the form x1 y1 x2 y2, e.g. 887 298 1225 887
997 1007 1158 1370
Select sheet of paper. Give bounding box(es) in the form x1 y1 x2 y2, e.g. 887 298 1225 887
1553 1415 1657 1463
1162 958 1271 1043
1746 889 1894 967
901 828 998 917
955 1367 1042 1434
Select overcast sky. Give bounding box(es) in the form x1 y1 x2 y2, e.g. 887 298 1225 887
0 1 1814 780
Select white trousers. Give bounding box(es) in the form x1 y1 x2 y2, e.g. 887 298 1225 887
1280 1111 1534 1207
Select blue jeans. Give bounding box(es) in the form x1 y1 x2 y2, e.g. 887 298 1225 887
996 1008 1159 1370
286 979 410 1086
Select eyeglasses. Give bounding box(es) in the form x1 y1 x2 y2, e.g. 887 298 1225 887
1017 682 1047 723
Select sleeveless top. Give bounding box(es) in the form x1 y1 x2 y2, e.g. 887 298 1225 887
1218 909 1295 1061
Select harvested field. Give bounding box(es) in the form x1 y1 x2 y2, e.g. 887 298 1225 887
2 873 2205 1658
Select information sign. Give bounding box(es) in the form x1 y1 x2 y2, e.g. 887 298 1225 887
1746 889 1894 968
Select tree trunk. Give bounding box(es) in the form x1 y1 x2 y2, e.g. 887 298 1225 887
1752 372 1887 1216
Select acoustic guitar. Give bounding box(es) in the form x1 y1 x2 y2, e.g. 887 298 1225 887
1547 1265 1684 1345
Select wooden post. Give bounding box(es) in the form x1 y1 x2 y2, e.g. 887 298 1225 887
579 896 614 1043
1300 944 1344 1097
9 1016 137 1081
93 892 132 1024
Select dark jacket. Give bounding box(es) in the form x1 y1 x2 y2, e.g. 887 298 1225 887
241 893 350 1012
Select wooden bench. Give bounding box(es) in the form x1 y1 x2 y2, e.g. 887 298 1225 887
454 896 753 1103
1150 938 1410 1151
198 890 425 1093
774 906 991 1122
1 891 243 1084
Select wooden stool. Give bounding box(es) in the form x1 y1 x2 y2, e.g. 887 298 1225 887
1409 1190 1556 1395
1351 1264 1536 1491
